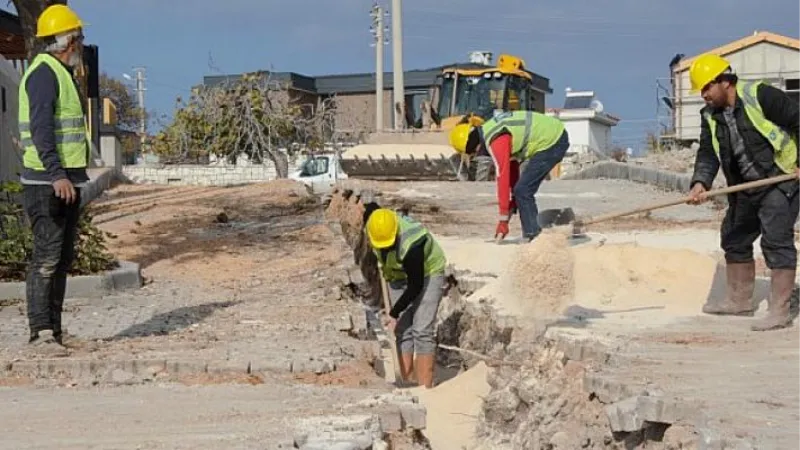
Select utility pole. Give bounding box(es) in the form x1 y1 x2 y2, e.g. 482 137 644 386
370 4 388 132
390 0 404 130
132 66 147 154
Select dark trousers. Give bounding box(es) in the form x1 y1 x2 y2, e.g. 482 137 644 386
23 184 81 338
513 130 570 239
721 184 799 270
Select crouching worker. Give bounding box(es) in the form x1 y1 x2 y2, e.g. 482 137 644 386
364 207 446 388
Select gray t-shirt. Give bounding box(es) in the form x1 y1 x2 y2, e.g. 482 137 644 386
722 107 760 182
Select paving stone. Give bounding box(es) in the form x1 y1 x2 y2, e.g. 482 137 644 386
604 396 643 432
635 395 697 425
399 402 427 430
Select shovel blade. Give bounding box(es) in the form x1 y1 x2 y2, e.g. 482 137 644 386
538 208 576 229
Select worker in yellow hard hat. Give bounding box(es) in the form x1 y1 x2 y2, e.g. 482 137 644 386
18 4 89 357
450 110 570 243
685 53 799 332
364 207 447 389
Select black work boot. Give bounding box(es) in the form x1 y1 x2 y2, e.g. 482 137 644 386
751 269 797 331
703 261 756 316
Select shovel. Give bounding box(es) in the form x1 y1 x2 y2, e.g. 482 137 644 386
566 173 797 236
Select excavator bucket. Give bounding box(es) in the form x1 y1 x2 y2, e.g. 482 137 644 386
338 153 462 181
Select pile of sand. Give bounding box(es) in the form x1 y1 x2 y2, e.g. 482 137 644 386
504 231 719 321
508 228 575 319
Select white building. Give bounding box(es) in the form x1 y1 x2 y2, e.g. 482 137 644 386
546 88 620 158
669 31 799 144
0 53 20 182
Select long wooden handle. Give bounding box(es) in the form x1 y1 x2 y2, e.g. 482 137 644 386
581 173 797 226
378 276 403 382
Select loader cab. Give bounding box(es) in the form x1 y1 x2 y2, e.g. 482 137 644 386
434 54 536 124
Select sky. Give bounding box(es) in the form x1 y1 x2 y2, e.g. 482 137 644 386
9 0 800 149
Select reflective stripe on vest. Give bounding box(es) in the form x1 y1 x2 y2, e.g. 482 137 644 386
374 215 447 282
18 53 88 171
703 80 798 175
480 110 565 161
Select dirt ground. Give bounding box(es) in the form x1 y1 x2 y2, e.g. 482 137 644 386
0 180 396 449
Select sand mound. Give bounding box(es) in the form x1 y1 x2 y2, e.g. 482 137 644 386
444 231 720 324
509 228 575 319
343 144 454 160
571 244 718 316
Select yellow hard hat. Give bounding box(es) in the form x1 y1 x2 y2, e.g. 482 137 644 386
36 4 84 38
366 208 399 249
449 123 472 154
689 53 730 93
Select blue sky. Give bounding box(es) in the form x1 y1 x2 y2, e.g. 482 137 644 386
10 1 800 148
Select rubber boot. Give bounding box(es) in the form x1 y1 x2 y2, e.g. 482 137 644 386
399 352 415 384
702 261 756 316
751 268 797 331
414 354 436 389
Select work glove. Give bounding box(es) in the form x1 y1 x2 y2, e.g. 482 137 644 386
494 220 510 241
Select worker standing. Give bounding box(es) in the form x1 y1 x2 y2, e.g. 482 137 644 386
18 5 90 355
365 208 446 389
686 53 799 332
449 111 570 242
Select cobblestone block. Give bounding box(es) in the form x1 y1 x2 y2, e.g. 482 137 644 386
399 402 427 430
605 396 643 432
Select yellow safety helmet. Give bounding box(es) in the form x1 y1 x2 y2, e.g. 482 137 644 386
366 208 399 249
449 123 472 154
36 4 84 38
689 53 730 93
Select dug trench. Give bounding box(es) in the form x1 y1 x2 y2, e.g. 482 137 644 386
324 186 786 450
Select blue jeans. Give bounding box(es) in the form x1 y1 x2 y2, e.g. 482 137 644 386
513 130 570 240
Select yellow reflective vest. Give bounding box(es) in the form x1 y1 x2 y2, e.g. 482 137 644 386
19 53 88 171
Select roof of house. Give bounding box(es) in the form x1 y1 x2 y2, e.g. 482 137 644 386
202 62 553 96
675 31 800 72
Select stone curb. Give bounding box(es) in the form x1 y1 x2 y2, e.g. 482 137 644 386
0 260 143 301
561 161 727 208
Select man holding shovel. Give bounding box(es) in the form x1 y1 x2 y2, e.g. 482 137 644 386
364 207 446 388
686 53 799 331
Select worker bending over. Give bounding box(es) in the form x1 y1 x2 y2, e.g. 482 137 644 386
365 207 446 388
686 53 799 331
449 111 570 242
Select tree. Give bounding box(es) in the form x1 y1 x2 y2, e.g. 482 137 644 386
10 0 68 61
150 73 340 177
99 73 147 160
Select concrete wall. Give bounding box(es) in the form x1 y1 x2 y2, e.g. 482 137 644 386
589 120 612 153
674 43 800 142
561 119 613 155
122 164 278 186
0 54 20 182
332 91 393 134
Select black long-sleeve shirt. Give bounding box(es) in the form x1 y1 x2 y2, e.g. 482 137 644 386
20 58 89 185
385 236 426 319
691 83 799 194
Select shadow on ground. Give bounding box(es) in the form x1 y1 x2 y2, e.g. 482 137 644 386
108 300 240 340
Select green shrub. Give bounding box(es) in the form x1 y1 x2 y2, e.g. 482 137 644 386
0 181 118 282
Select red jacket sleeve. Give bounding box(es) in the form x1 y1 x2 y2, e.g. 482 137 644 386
488 133 514 217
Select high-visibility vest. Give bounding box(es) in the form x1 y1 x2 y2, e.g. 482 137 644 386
480 110 565 161
18 53 88 171
703 80 798 175
374 215 446 282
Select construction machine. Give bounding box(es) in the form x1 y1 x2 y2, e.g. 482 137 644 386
336 51 543 182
